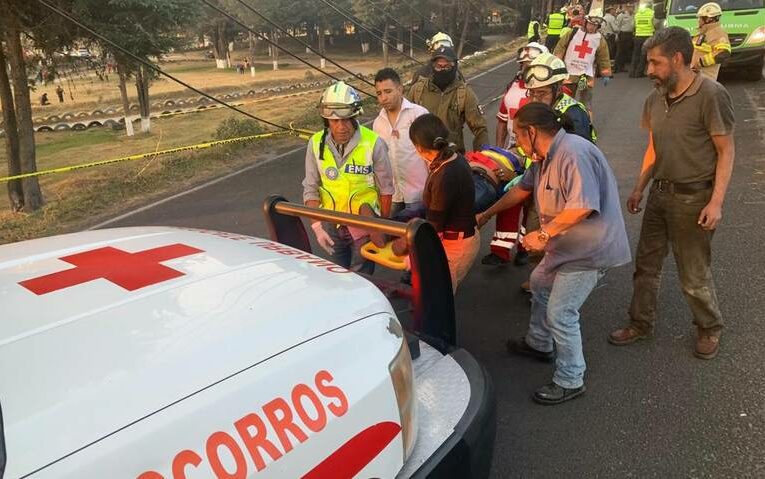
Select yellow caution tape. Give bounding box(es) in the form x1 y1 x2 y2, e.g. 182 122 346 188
0 129 314 183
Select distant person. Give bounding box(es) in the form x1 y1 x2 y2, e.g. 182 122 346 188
545 7 568 51
609 27 735 361
40 93 50 106
372 67 429 221
614 4 635 73
630 1 656 78
603 7 618 63
527 15 543 43
55 85 64 103
553 13 612 111
408 46 489 152
691 2 731 80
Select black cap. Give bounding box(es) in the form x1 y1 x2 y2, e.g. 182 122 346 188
431 46 457 63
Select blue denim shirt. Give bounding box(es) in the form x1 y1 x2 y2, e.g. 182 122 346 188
520 130 631 272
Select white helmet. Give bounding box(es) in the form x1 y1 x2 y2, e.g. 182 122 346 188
518 42 549 63
319 81 363 120
426 32 454 52
524 52 568 89
697 2 723 18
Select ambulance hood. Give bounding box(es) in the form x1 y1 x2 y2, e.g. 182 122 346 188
0 227 394 477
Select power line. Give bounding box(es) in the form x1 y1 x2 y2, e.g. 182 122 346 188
357 0 431 48
200 0 376 98
233 0 376 91
401 1 482 52
35 0 297 133
315 0 425 66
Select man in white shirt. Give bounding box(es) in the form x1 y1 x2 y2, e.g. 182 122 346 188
373 68 430 221
603 7 618 66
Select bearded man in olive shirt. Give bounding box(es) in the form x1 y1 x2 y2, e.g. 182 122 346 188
609 27 735 360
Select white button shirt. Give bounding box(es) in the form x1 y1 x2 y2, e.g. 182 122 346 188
373 98 430 203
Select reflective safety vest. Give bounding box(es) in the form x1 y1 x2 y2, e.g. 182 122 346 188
311 126 380 214
554 93 598 143
528 20 540 38
547 12 566 35
635 7 655 37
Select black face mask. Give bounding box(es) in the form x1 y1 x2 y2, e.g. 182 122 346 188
432 68 457 90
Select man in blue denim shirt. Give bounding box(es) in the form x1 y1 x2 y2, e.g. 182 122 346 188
477 103 630 405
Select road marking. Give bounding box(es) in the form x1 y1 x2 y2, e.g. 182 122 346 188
93 58 517 229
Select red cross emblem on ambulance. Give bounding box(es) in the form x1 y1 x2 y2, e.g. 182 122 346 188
19 243 203 295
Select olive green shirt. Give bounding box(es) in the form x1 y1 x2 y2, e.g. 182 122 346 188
407 77 489 152
641 73 734 183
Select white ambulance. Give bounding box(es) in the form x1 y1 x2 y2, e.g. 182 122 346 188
0 198 495 479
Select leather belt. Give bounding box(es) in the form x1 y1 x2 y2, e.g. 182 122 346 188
442 230 475 240
471 167 499 189
653 179 713 194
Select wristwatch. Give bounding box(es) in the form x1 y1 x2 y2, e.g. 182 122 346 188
538 228 551 243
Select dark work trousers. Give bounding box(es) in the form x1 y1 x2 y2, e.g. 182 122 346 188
615 31 634 72
628 184 723 335
630 36 649 77
545 34 560 52
604 34 617 67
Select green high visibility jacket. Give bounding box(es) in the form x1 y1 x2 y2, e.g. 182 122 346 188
310 126 380 214
528 20 540 38
635 7 655 37
547 12 566 35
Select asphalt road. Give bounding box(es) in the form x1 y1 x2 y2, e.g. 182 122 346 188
104 61 765 478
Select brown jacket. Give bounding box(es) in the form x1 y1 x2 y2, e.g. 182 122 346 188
408 77 489 152
692 23 731 80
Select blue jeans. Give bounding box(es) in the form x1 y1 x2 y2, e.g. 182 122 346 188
473 172 500 214
392 201 426 222
525 262 606 389
323 224 375 274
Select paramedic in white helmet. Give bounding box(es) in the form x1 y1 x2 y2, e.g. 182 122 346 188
302 81 395 273
496 42 549 149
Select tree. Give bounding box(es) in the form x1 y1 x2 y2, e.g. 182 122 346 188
74 0 202 134
0 0 63 212
0 40 23 211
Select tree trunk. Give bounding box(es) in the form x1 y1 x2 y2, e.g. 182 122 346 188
116 61 134 137
457 4 471 58
3 11 43 211
382 21 390 65
409 24 414 57
318 18 327 69
134 65 150 133
271 29 279 71
213 19 228 69
0 40 23 211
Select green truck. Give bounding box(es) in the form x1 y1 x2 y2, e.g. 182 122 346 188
657 0 765 80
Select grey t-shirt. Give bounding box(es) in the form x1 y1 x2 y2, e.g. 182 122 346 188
520 130 631 272
641 73 734 183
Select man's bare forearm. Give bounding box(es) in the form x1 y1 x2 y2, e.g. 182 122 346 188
544 208 593 237
483 186 532 219
710 134 735 206
634 132 657 192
